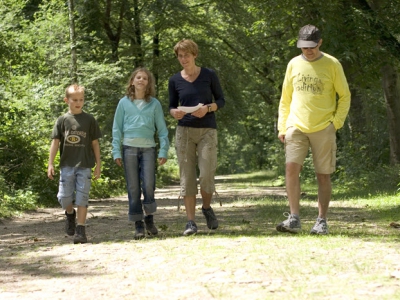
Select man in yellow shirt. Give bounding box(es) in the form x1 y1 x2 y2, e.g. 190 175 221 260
276 24 351 235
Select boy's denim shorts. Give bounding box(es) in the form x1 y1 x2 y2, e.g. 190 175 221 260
57 166 92 209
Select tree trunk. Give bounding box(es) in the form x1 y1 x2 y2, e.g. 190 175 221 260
381 64 400 164
152 0 167 90
67 0 77 83
153 32 160 91
103 0 125 62
132 0 143 67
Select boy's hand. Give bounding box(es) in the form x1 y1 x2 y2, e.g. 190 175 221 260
47 165 55 180
93 165 101 180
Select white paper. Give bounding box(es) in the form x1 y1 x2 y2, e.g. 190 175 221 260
177 104 204 113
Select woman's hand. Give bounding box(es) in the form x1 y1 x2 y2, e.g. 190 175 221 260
191 105 208 118
171 108 186 120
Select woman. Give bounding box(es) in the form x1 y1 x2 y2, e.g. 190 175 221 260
112 67 169 239
168 39 225 236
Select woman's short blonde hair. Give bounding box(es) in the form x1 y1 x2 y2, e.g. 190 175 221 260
173 39 199 57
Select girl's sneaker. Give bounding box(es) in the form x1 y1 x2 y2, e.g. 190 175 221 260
144 215 158 235
134 220 145 239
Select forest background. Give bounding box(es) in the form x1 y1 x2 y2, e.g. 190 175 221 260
1 0 399 216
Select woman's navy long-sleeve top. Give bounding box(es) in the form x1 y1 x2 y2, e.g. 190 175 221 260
168 67 225 129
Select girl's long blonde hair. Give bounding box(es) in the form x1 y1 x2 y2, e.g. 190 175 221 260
126 67 156 102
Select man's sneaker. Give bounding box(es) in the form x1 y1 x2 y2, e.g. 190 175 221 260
202 206 219 229
276 212 301 233
183 220 198 236
310 218 329 235
134 220 145 239
144 215 158 235
65 209 76 236
73 225 87 244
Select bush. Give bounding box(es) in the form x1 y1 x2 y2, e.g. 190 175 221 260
0 186 38 217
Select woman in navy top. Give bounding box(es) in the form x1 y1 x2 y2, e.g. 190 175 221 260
169 39 225 236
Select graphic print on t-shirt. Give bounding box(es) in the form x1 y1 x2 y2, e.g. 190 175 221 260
294 73 324 95
65 124 87 148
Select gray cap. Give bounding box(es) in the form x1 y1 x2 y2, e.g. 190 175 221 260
297 25 321 48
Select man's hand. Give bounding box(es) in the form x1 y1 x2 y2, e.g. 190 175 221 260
278 134 285 143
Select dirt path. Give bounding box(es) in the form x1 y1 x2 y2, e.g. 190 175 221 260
0 177 286 300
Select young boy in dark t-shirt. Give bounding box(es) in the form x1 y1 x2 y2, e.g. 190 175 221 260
47 84 102 244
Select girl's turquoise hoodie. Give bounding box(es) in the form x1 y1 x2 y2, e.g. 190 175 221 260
112 96 169 160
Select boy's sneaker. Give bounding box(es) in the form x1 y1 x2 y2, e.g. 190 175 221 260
183 220 198 236
134 220 145 239
144 215 158 235
73 225 87 244
65 209 76 236
276 212 301 233
202 206 219 229
310 218 329 235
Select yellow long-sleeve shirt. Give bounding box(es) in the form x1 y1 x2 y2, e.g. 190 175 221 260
278 53 351 135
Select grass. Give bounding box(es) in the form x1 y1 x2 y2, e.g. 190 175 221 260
1 170 400 299
145 171 400 299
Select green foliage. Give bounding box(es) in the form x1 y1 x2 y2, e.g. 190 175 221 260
90 177 126 199
1 0 400 216
0 174 38 216
157 147 180 186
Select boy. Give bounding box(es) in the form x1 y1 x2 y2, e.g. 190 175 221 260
47 84 102 244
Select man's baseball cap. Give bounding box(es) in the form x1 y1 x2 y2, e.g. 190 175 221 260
297 25 321 48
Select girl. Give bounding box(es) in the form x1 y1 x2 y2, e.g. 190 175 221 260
112 67 169 239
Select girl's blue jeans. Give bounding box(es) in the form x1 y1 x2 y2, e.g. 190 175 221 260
122 145 157 222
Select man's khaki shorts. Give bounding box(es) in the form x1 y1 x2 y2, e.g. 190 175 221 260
284 123 337 174
175 126 217 196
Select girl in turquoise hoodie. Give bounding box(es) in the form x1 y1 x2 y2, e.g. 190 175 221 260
112 67 169 239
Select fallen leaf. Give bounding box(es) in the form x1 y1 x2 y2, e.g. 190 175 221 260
390 270 400 279
390 222 400 228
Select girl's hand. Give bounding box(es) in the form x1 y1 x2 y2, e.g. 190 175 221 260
115 158 122 167
158 158 167 165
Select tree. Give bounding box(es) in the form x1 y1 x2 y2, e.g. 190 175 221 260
1 0 400 214
366 0 400 164
68 0 78 83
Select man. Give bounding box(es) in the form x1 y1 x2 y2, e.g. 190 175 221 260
276 24 351 235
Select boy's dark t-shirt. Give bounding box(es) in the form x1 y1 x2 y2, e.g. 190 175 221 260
51 112 102 168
